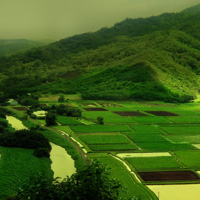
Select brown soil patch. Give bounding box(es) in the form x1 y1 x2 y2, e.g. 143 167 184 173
114 111 147 116
138 171 199 182
98 103 123 107
12 107 27 111
40 104 47 107
84 108 107 111
145 111 179 116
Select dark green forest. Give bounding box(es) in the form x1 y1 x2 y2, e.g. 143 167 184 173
1 4 200 102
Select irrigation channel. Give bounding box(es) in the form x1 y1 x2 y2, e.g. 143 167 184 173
5 116 76 180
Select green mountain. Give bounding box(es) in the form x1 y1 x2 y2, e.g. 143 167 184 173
0 39 45 56
1 3 200 102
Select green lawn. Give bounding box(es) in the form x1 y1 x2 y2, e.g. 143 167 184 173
70 125 131 133
0 147 52 200
126 156 182 171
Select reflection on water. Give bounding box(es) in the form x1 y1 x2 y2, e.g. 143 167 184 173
50 142 76 180
6 116 28 130
148 184 200 200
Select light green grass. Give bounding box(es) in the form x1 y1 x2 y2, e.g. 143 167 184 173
78 134 131 144
125 132 167 142
56 116 83 125
126 156 181 170
82 111 135 124
174 150 200 169
89 144 137 151
133 116 170 124
70 125 131 133
165 116 200 123
130 125 164 134
0 147 52 200
165 135 200 144
160 126 200 135
135 141 195 152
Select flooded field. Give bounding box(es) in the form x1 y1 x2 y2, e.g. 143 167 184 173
50 143 76 180
6 116 28 130
148 184 200 200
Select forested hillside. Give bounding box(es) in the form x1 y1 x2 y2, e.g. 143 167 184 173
1 4 200 102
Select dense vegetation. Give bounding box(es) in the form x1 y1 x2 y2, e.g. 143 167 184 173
1 4 200 102
8 161 121 200
0 129 51 151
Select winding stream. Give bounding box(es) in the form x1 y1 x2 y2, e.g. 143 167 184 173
50 143 76 180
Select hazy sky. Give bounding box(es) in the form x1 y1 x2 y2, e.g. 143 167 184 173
0 0 199 41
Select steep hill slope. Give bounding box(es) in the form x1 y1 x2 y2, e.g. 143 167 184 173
0 4 200 102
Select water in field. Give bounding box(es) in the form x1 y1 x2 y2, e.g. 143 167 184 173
50 142 76 180
6 116 28 130
148 184 200 200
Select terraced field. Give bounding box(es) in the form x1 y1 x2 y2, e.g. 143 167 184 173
3 99 200 200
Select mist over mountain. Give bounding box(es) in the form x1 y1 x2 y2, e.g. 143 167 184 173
1 3 200 102
0 39 45 56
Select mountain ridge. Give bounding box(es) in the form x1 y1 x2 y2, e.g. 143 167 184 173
1 3 200 102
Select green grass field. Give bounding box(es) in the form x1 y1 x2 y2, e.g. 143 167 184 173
174 150 200 169
78 134 131 144
82 111 135 124
0 147 52 200
160 126 200 135
70 124 131 133
57 115 83 125
126 156 182 171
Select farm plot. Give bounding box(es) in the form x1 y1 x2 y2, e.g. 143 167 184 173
114 111 148 116
164 135 200 144
89 144 137 151
70 125 131 133
174 150 200 169
160 126 200 135
78 134 138 151
97 102 123 107
135 141 195 152
57 116 83 125
82 111 135 124
129 125 164 134
165 116 200 123
133 116 170 124
126 156 182 171
138 171 199 182
145 111 179 116
78 134 131 144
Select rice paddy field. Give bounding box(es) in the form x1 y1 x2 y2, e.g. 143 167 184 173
3 99 200 200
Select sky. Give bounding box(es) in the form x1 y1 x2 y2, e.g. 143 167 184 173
0 0 199 41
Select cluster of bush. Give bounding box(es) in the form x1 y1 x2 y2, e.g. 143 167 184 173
0 129 51 158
